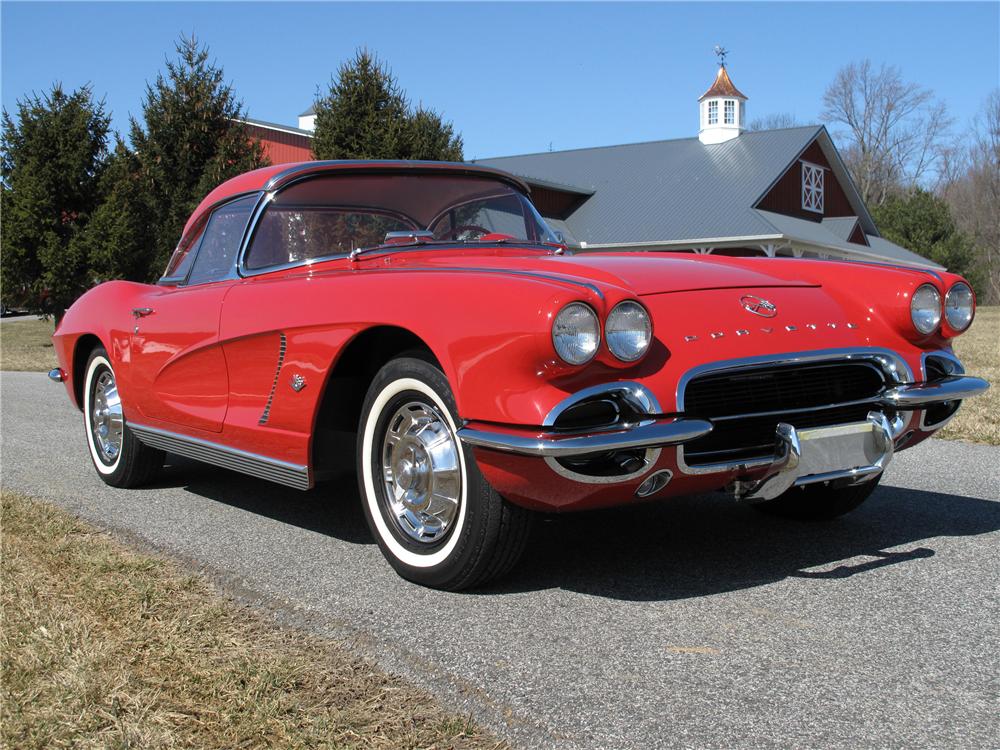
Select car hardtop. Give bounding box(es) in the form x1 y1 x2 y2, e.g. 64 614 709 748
184 160 533 239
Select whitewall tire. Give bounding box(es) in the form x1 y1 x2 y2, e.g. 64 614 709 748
83 346 163 488
357 356 532 590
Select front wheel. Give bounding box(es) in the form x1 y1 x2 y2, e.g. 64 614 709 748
752 474 882 521
83 346 164 488
357 356 532 590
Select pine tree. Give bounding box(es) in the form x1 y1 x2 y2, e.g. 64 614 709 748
312 50 463 162
81 138 155 283
128 35 267 276
405 107 463 161
872 189 983 291
1 84 111 318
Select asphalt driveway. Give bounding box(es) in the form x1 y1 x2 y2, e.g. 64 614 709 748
3 370 998 749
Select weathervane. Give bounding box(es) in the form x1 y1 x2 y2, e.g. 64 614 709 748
714 45 729 67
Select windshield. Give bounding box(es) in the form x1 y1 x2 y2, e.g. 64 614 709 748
244 173 558 270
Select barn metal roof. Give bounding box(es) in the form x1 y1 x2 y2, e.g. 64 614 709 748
759 211 944 269
821 216 861 241
470 126 949 267
476 126 829 246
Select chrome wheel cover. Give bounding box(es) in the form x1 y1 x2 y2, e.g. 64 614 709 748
90 369 124 464
380 400 462 544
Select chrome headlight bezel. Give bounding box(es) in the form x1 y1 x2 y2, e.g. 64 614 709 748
944 282 975 332
552 302 601 365
605 300 653 362
910 283 942 335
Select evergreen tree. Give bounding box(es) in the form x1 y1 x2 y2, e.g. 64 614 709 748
1 84 110 318
312 50 463 162
405 107 463 161
129 35 267 276
872 189 983 292
81 139 155 283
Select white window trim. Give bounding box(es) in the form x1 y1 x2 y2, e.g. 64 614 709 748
724 99 735 125
707 100 718 125
801 161 825 214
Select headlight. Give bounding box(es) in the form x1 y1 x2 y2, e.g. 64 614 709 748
945 282 975 331
910 284 941 334
552 303 600 365
606 301 652 362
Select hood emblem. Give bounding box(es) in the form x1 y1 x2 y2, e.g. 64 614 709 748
740 295 777 318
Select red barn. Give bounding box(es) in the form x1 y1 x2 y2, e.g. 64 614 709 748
241 117 313 165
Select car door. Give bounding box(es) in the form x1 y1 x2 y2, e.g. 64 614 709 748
129 195 256 433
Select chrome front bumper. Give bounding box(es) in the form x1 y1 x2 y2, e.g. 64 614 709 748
457 417 714 458
456 375 989 460
879 375 990 408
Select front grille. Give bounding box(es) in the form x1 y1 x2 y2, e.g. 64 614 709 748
682 361 888 467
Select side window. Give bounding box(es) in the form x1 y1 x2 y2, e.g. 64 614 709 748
186 195 256 285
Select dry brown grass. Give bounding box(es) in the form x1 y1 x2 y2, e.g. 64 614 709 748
0 317 56 372
940 306 1000 445
1 491 506 750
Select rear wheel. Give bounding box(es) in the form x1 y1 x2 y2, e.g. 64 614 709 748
83 347 163 488
752 474 882 521
357 357 532 590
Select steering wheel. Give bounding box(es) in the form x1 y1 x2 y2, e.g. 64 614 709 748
442 224 491 240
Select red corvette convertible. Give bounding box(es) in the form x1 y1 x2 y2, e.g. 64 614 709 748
51 161 989 589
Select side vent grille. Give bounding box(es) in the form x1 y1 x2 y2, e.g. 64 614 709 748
259 333 287 426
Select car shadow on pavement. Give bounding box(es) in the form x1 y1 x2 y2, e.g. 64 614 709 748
493 484 1000 601
146 456 373 545
148 456 1000 601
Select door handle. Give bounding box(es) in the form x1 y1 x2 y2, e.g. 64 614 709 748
131 307 154 318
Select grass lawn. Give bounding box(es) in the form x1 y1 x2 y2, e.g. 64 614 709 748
940 305 1000 445
0 317 56 372
1 491 505 750
1 309 996 444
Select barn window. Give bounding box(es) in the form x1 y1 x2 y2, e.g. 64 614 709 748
708 100 718 125
802 162 825 213
724 100 735 125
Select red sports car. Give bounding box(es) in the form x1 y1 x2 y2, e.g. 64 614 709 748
51 161 989 589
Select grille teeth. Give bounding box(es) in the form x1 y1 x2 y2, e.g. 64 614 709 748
682 362 886 466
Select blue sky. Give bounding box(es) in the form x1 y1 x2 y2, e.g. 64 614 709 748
3 2 998 159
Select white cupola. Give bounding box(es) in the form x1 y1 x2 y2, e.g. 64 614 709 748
698 62 747 145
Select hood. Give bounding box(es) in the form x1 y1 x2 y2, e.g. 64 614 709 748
388 249 817 295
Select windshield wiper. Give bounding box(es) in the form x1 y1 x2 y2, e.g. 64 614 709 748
349 231 436 260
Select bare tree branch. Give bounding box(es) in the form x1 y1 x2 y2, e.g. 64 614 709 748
822 60 953 206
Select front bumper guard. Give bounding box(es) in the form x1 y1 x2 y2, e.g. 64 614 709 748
730 411 895 502
457 374 988 461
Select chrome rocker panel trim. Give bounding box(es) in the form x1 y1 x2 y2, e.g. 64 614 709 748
457 418 714 458
129 423 312 491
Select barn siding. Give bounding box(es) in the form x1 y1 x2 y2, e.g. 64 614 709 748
848 222 870 246
243 123 314 165
755 139 854 221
